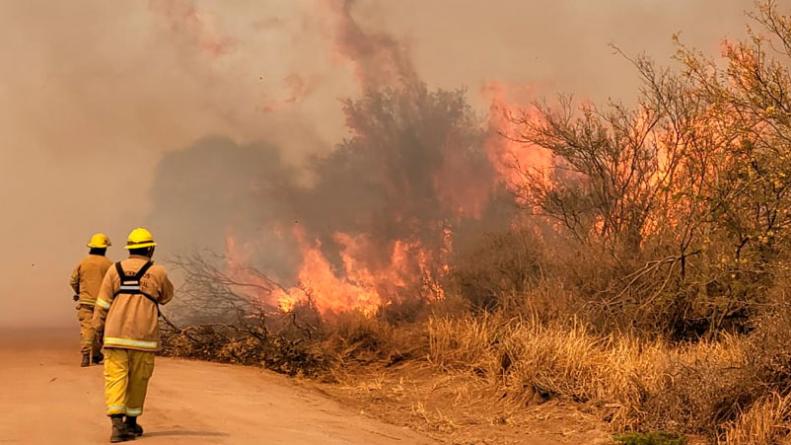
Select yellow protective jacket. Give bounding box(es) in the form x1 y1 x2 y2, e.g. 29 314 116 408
70 254 113 307
93 255 174 352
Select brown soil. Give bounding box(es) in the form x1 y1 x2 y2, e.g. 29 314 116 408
0 329 434 444
314 365 614 445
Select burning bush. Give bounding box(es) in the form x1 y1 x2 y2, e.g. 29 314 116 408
483 0 791 340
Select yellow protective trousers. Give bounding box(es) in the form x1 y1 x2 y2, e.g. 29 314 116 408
77 305 101 355
104 348 155 417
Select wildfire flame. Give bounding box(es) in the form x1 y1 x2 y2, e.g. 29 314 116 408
481 81 554 207
220 81 562 317
219 8 561 319
225 227 450 316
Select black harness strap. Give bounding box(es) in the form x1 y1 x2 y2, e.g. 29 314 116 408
113 261 160 314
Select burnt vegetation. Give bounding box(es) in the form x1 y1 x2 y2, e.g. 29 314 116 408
161 2 791 443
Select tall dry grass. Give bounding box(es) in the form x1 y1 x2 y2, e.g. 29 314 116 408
425 311 767 439
722 393 791 445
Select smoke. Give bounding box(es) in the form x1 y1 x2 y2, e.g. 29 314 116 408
147 1 517 314
0 0 751 326
321 0 417 89
150 85 503 308
149 0 236 58
0 0 346 327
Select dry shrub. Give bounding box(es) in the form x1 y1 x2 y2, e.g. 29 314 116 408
635 337 753 435
499 319 614 403
714 302 791 443
323 311 425 368
160 301 332 377
722 393 791 445
450 228 544 311
427 313 500 372
161 322 331 377
747 307 791 393
162 307 428 378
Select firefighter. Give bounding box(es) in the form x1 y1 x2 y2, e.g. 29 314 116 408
70 232 113 367
92 227 174 443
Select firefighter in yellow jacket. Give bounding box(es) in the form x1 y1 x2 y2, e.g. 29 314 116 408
93 227 174 443
70 232 113 367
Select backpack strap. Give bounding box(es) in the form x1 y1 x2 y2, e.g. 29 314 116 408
112 261 160 314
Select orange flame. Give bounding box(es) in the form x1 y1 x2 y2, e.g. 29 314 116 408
225 227 449 316
481 81 554 206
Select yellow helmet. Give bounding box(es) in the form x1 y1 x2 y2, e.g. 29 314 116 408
125 227 157 250
87 232 112 249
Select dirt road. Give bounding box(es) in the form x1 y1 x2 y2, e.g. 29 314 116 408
0 329 435 445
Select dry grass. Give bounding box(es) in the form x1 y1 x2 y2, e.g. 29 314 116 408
722 393 791 445
314 296 791 444
165 296 791 443
424 311 764 439
320 362 613 445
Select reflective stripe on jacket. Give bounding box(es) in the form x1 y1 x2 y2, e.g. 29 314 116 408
70 254 113 306
93 255 174 352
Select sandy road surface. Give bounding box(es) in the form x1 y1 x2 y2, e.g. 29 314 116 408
0 329 435 445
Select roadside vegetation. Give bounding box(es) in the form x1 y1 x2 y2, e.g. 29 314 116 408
162 2 791 444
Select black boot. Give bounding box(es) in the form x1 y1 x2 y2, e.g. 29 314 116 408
81 352 90 368
110 415 134 443
124 416 143 437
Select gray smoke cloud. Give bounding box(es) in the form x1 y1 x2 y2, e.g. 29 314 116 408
0 0 751 326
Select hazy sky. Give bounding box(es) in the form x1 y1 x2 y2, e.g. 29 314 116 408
0 0 752 327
